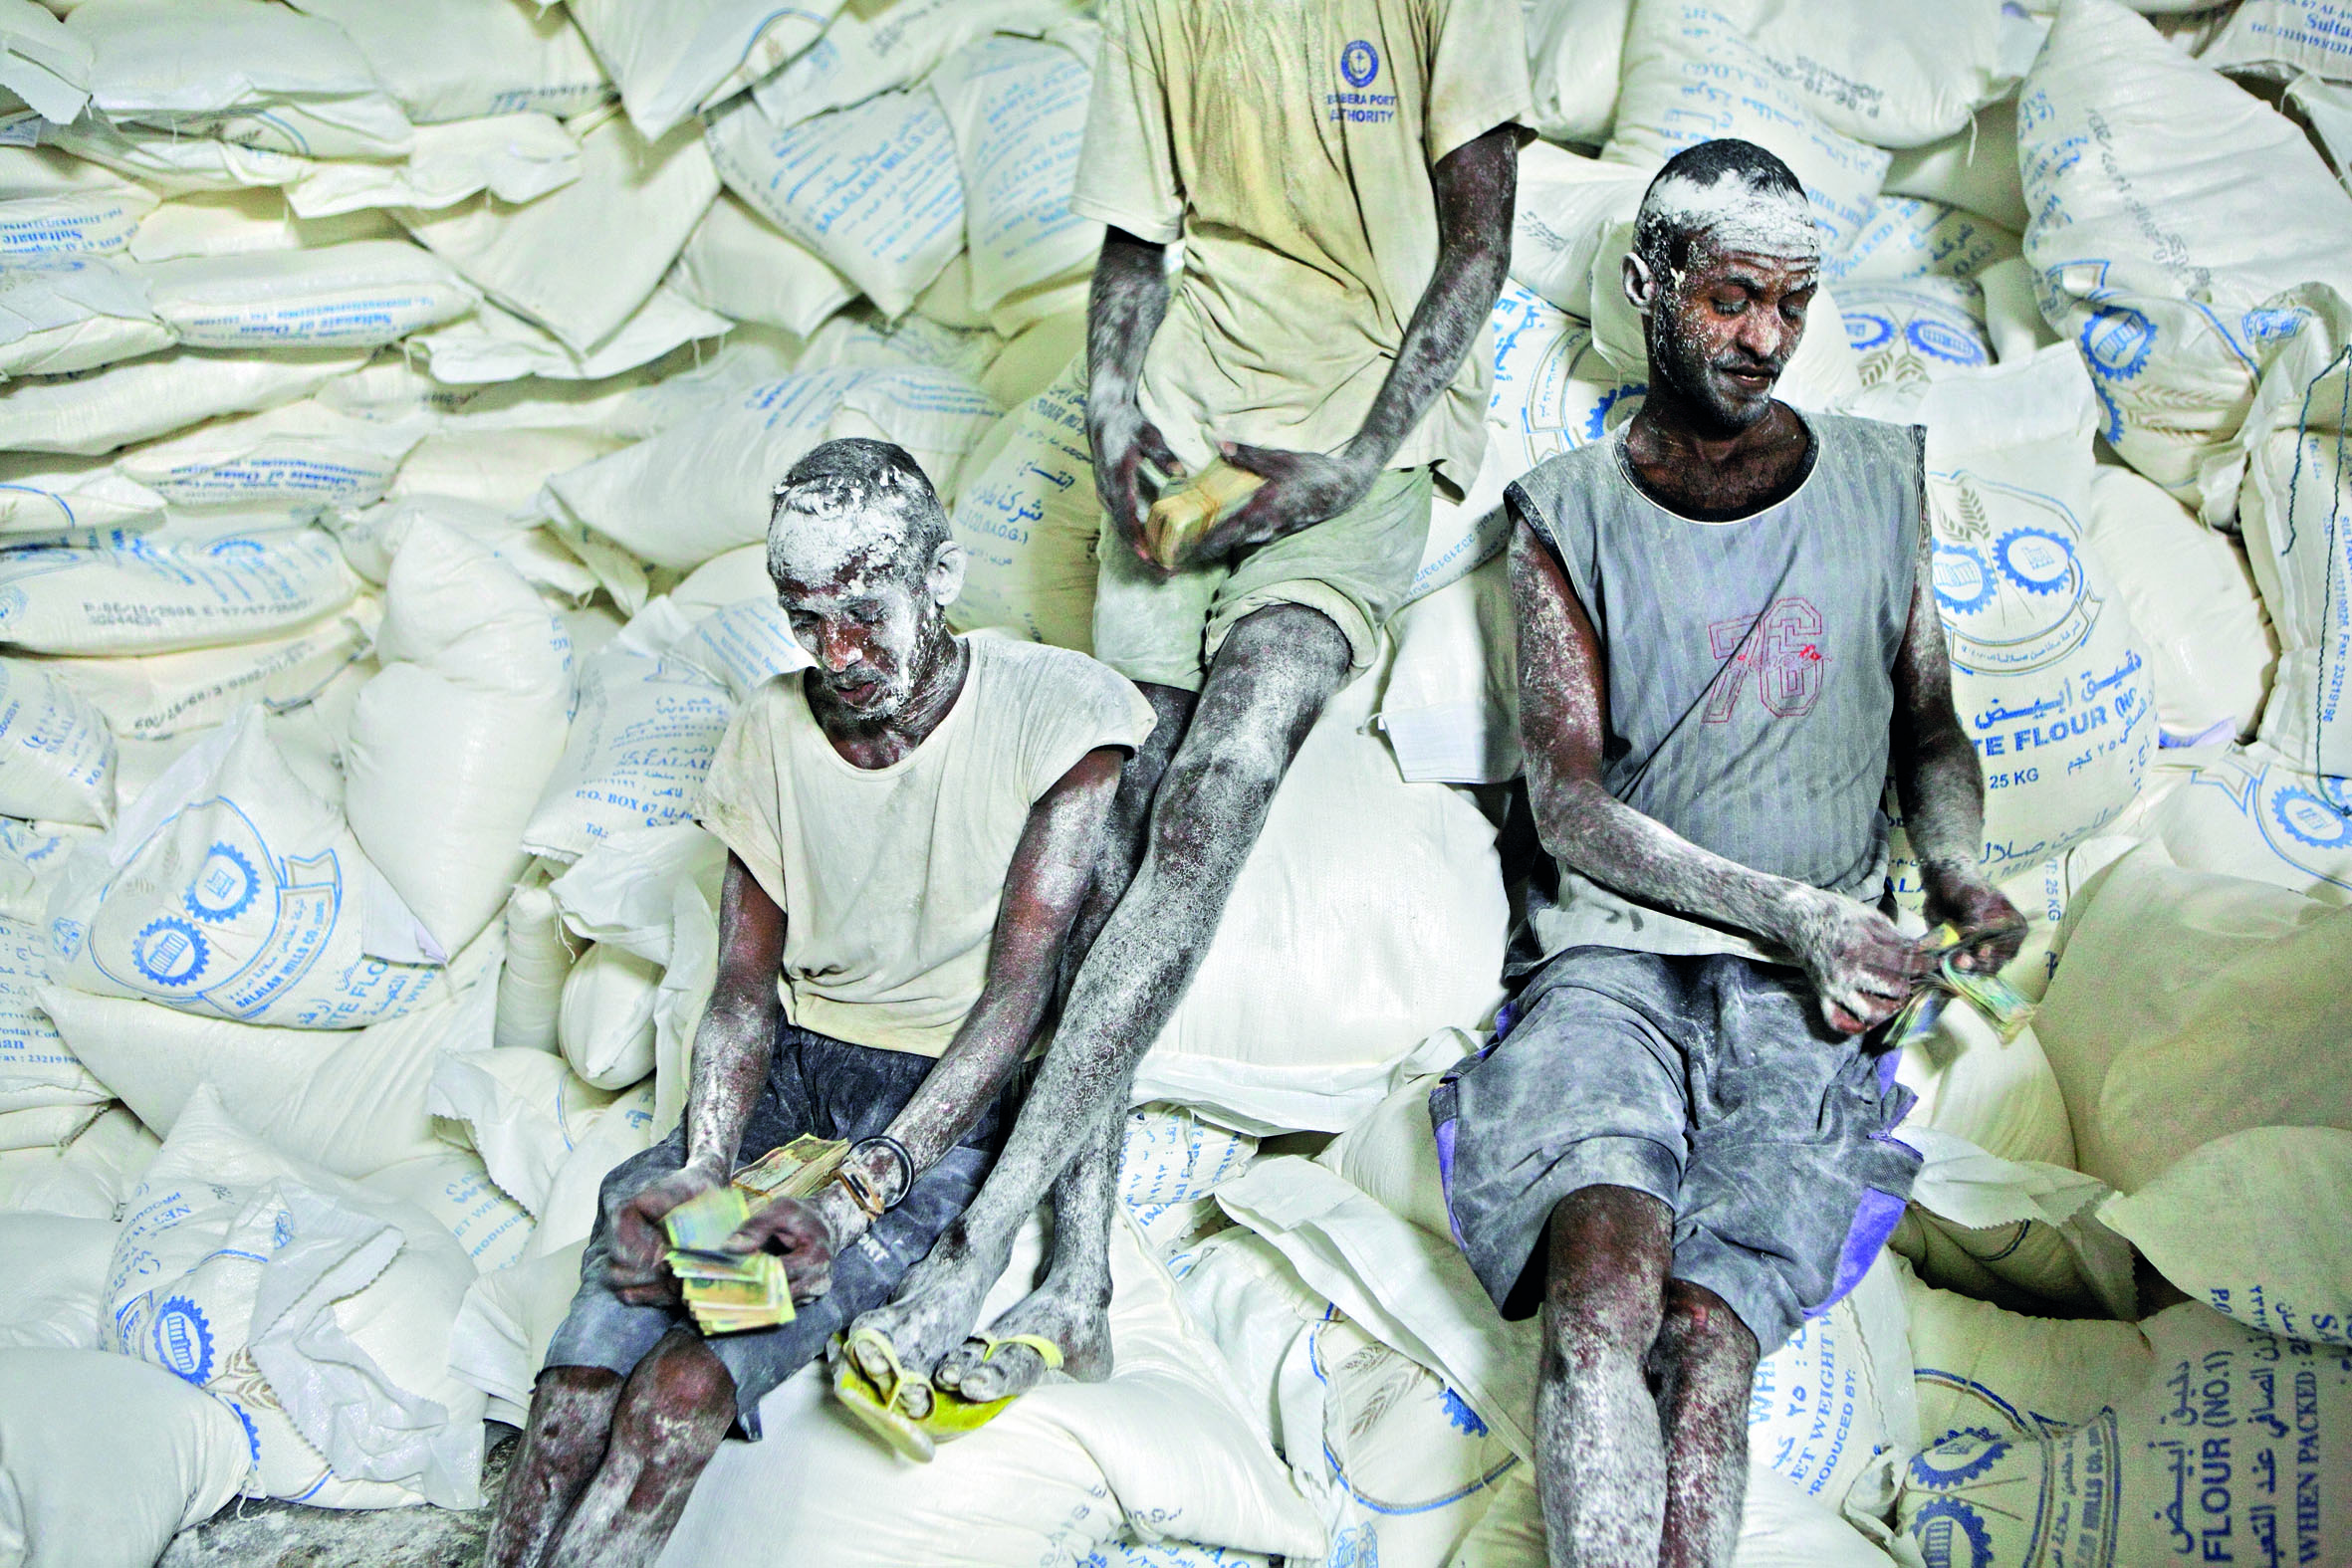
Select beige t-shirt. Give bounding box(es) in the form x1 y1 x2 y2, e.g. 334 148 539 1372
699 635 1156 1056
1069 0 1530 494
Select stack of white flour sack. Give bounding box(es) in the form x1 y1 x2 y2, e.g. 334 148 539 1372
0 0 2344 1563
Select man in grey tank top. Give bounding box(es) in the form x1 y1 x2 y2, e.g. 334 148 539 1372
1431 141 2026 1568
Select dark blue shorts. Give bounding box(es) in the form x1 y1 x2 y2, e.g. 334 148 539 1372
1430 946 1919 1355
542 1021 1011 1439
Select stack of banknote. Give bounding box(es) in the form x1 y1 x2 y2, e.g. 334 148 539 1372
1885 924 2037 1046
662 1137 849 1335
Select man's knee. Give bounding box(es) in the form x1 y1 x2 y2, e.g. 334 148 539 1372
1543 1187 1674 1365
1657 1280 1759 1375
612 1337 736 1460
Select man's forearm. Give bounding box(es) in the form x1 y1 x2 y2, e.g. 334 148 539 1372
1087 229 1170 430
680 987 781 1175
1342 128 1516 470
1535 779 1807 949
1895 710 1989 898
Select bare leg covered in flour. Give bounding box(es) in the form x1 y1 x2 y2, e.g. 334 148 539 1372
849 36 1526 1406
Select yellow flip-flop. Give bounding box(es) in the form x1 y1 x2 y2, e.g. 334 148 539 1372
829 1327 937 1462
912 1332 1068 1445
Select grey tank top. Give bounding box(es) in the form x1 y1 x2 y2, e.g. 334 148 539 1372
1512 411 1925 960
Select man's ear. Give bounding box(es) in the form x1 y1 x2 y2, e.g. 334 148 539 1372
1622 251 1657 316
929 540 967 609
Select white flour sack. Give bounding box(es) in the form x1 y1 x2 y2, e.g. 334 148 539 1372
929 28 1100 315
0 254 170 378
1504 143 1646 315
0 452 164 537
544 364 1000 571
2236 286 2352 776
493 874 572 1055
142 242 478 349
36 976 493 1178
523 599 733 864
0 178 156 261
556 939 658 1091
66 0 414 161
413 287 729 387
566 0 840 142
43 602 374 744
428 1044 653 1219
2205 0 2352 87
2085 465 2275 746
2126 742 2352 904
1523 0 1630 147
666 596 809 702
44 708 454 1028
1903 1264 2156 1447
0 345 367 458
1840 279 1994 406
1827 196 2020 289
1917 349 2158 872
401 110 718 355
1897 1302 2352 1568
285 112 585 222
1487 282 1646 484
0 525 357 656
704 87 966 319
2034 847 2352 1192
114 400 433 518
672 193 854 341
361 1147 535 1275
1455 1460 1904 1568
0 656 113 825
345 517 573 957
0 1347 253 1568
1132 648 1508 1135
0 910 108 1121
106 1085 485 1509
280 0 611 125
0 1103 156 1221
2100 1126 2352 1346
1603 3 1894 255
2017 0 2352 512
949 368 1099 652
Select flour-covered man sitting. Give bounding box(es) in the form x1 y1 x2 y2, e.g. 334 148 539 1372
487 437 1154 1567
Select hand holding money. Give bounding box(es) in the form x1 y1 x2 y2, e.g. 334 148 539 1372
1879 923 2038 1049
658 1138 854 1335
1143 459 1266 569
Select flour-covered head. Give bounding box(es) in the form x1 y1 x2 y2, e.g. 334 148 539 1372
767 437 965 718
1623 139 1821 431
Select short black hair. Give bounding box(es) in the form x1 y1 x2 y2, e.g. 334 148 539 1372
767 437 949 582
1631 138 1815 279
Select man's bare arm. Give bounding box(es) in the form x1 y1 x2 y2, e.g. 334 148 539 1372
1088 227 1181 566
1211 124 1520 555
1887 519 2024 973
606 853 784 1303
1510 519 1929 1033
740 746 1126 1252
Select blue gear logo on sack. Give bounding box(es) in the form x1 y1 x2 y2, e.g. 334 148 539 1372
1489 285 1646 466
2174 751 2352 896
1930 473 2110 677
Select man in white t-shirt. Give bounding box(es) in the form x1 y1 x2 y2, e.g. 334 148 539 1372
484 439 1154 1567
843 0 1532 1423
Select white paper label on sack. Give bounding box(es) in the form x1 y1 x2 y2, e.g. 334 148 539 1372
0 525 357 656
1919 350 2159 871
401 110 718 355
0 344 368 458
705 88 966 320
564 0 844 143
930 30 1100 313
281 0 611 125
1899 1303 2350 1568
2018 0 2352 511
47 707 452 1027
1604 4 1895 255
523 601 734 863
0 185 156 260
949 372 1099 652
116 400 433 517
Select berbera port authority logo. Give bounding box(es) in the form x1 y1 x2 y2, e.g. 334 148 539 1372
1328 39 1394 123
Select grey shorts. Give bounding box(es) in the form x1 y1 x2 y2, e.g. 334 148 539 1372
542 1021 1011 1439
1430 946 1920 1355
1090 465 1432 692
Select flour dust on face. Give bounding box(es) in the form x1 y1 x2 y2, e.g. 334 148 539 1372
771 513 961 722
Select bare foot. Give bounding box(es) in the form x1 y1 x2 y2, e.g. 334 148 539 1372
847 1218 1020 1418
934 1271 1113 1403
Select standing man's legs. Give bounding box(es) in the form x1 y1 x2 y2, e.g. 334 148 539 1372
851 601 1352 1398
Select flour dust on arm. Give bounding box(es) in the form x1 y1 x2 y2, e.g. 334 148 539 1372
1509 518 1928 1035
1211 124 1520 558
1087 227 1181 565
